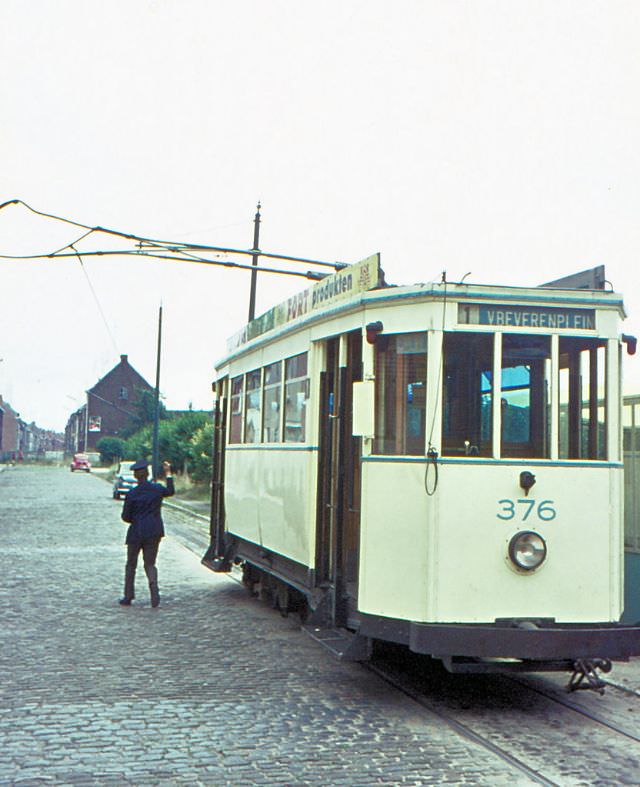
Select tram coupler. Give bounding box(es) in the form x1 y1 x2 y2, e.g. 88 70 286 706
567 658 612 694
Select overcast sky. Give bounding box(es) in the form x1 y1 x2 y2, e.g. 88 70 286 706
2 0 640 432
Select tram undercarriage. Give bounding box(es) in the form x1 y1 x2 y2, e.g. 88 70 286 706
204 536 640 692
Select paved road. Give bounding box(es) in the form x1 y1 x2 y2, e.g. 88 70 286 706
1 465 533 786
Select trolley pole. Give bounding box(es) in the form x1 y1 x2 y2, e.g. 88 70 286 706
247 202 261 322
151 303 163 481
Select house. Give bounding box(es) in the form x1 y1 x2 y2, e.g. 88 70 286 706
65 355 154 454
0 395 65 461
0 395 19 461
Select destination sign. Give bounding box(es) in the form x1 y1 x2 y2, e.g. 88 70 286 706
227 253 381 352
458 304 596 330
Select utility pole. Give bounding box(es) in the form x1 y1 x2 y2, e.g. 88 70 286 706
247 202 261 322
151 303 163 480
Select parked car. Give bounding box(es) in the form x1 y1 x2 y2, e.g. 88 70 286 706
112 459 137 500
70 453 91 473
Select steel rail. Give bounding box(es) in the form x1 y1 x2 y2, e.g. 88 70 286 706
365 662 560 787
161 503 244 587
603 678 640 698
164 500 210 523
506 676 640 744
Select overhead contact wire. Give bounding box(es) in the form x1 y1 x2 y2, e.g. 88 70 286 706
71 245 119 356
0 199 347 270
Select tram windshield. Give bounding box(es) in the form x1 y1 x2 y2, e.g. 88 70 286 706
374 332 427 455
559 337 607 460
442 332 493 457
439 331 608 460
500 334 551 458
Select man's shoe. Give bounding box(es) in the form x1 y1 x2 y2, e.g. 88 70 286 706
150 585 160 608
119 597 132 606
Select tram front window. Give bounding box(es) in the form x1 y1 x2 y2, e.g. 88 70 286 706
374 332 427 455
559 337 607 460
442 332 493 457
501 334 551 458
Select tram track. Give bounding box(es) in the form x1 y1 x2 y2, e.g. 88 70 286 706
506 674 640 744
603 676 640 698
367 650 640 786
365 661 559 787
164 502 211 557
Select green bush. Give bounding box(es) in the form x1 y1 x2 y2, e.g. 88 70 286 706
96 437 127 464
187 422 214 484
121 411 212 479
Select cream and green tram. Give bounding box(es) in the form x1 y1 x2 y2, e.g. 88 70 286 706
204 255 640 681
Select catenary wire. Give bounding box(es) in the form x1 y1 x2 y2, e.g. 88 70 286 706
3 248 327 280
71 245 119 356
0 199 347 270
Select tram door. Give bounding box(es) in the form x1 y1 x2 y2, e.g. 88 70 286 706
316 332 363 627
210 378 228 562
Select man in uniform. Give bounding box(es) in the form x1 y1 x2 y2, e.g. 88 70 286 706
119 459 174 608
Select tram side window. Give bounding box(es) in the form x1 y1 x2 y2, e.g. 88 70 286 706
442 332 493 457
374 332 427 455
284 352 308 443
229 375 244 444
262 361 282 442
244 369 261 443
559 337 607 460
501 334 551 458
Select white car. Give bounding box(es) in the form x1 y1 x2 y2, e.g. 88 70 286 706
112 460 137 500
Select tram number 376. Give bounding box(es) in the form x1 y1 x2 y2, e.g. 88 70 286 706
497 499 557 522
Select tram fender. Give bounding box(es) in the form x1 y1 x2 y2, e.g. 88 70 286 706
407 622 640 661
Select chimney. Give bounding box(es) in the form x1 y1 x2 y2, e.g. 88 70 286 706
120 354 128 364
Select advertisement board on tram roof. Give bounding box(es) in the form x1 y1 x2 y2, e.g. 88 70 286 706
226 253 381 352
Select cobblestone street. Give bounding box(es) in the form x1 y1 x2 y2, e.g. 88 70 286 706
0 465 536 786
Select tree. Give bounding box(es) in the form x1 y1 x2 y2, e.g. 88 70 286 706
119 388 168 439
187 422 214 484
96 436 127 464
121 411 211 476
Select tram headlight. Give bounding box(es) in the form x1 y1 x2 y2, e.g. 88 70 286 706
508 531 547 571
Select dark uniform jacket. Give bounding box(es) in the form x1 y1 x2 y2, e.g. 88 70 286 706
121 478 175 545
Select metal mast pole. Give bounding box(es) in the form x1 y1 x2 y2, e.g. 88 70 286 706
151 303 163 480
247 202 261 322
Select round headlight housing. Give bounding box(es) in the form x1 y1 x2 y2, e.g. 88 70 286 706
508 531 547 571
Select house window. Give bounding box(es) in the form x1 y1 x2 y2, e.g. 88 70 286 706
119 386 128 400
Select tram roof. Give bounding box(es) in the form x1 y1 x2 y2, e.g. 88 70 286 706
217 255 625 366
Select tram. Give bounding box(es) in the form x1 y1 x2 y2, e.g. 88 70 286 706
203 254 640 686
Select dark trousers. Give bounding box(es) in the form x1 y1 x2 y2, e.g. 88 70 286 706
124 538 161 600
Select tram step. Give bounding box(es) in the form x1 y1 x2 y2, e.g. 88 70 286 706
302 625 372 661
